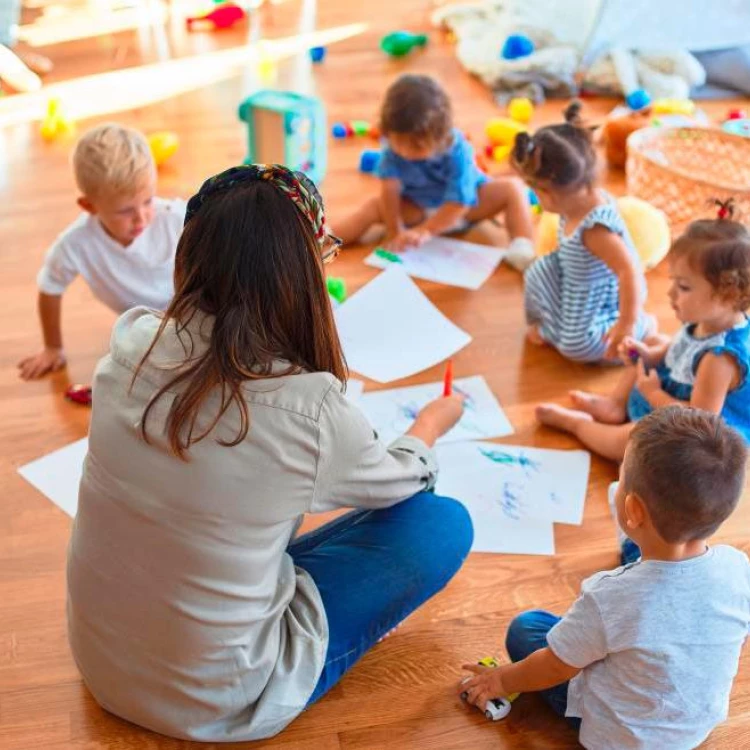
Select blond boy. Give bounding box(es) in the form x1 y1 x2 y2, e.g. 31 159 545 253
18 123 185 379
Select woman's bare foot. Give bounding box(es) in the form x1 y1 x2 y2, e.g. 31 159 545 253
569 390 626 424
526 324 547 347
536 403 593 435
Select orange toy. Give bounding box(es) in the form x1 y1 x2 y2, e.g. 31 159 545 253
602 108 652 169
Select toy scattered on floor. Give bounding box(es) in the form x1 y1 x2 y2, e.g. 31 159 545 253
326 277 347 304
186 3 246 30
722 118 750 138
359 149 381 174
238 90 327 184
485 117 526 161
373 247 403 264
507 97 534 124
64 384 92 407
500 34 534 61
310 46 326 63
652 98 694 116
331 120 379 139
602 107 652 169
726 108 746 121
460 657 519 721
625 88 652 111
40 98 75 142
380 31 428 58
147 131 180 167
536 195 671 271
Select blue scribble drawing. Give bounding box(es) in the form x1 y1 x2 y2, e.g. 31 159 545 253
453 384 476 411
549 491 561 505
499 481 524 521
398 401 420 421
479 447 540 476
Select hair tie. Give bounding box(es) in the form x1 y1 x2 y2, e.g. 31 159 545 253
713 197 736 221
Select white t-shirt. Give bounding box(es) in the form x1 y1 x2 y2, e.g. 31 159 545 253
37 197 186 313
548 545 750 750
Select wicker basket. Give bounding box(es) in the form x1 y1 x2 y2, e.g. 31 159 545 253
626 127 750 230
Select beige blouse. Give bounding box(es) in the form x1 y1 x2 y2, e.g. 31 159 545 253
67 308 437 741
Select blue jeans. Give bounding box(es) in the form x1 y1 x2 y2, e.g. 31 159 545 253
505 610 581 730
289 492 474 705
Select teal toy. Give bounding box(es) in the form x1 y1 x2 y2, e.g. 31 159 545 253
722 118 750 138
238 90 327 184
380 31 428 58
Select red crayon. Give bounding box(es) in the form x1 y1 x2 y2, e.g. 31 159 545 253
443 360 454 397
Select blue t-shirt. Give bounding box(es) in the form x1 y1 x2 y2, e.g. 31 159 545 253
377 129 488 209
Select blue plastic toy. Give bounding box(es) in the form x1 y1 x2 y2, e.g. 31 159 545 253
310 46 326 63
501 34 534 60
722 118 750 138
360 149 381 174
626 88 652 111
238 90 327 184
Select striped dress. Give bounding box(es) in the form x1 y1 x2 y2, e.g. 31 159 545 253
524 196 650 363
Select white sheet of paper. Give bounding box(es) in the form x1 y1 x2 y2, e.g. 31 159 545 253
334 268 472 383
345 378 365 402
364 236 505 290
437 441 590 534
18 437 88 517
358 375 513 445
436 442 554 554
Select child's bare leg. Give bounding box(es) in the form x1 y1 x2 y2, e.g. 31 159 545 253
465 177 534 240
570 367 637 424
333 196 424 246
536 405 633 462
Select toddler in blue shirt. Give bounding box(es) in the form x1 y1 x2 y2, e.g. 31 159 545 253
334 75 535 268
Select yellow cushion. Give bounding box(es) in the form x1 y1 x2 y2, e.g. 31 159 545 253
534 196 671 271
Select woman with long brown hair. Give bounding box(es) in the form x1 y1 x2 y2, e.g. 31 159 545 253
67 165 473 742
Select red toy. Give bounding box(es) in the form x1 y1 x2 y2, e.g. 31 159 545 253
727 108 746 121
65 384 92 407
186 4 246 30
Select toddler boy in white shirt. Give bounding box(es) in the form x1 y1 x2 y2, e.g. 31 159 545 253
18 123 185 379
460 407 750 750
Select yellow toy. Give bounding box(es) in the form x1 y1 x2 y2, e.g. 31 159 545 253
40 98 75 142
485 117 526 161
507 97 534 124
652 98 695 116
535 196 671 271
148 131 180 167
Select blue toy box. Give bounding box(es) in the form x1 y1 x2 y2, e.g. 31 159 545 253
238 90 327 184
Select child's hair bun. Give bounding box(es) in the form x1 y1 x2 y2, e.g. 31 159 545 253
563 100 584 127
512 131 534 166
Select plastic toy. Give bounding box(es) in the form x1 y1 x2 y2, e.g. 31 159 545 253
536 196 670 271
40 98 75 142
625 88 652 111
652 98 694 116
65 384 92 406
331 120 379 139
310 46 326 63
186 3 246 30
326 277 347 304
359 149 381 174
460 657 519 721
148 131 179 167
722 118 750 138
501 34 534 60
508 97 534 124
528 188 541 215
238 90 327 184
485 117 526 162
727 108 746 121
373 247 403 264
380 31 428 58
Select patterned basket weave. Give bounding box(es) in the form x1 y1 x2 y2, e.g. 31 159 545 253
626 127 750 230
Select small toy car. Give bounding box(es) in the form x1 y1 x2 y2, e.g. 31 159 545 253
64 384 92 406
460 657 518 721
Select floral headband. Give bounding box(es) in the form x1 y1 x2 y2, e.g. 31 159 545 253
184 164 339 251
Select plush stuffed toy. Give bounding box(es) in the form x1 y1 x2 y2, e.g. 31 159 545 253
535 195 671 271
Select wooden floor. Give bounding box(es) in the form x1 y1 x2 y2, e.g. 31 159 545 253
2 1 749 748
